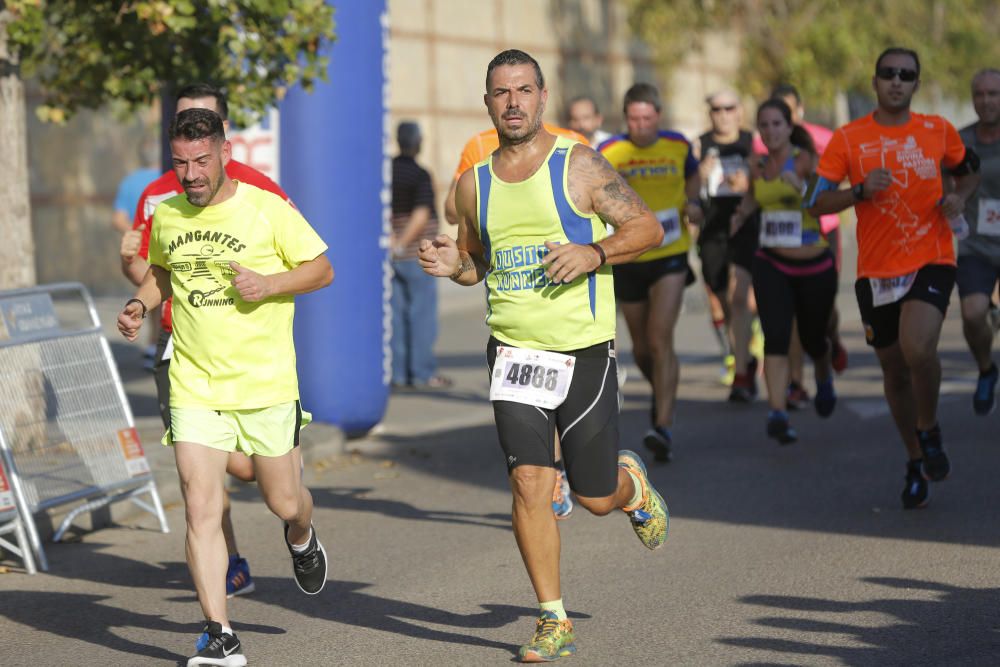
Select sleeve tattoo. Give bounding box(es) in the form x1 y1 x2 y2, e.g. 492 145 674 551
584 152 651 229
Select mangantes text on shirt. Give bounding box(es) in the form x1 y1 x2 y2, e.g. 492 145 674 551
166 232 247 308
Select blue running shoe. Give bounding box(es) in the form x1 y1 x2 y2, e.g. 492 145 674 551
226 555 255 599
766 411 798 445
916 425 950 482
551 468 573 520
973 363 998 416
814 378 837 418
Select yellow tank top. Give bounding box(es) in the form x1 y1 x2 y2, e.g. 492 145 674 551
754 151 826 249
474 136 615 350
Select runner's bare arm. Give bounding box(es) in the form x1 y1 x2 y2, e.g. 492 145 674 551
443 177 461 225
118 265 171 340
567 144 662 264
730 158 761 236
419 169 489 285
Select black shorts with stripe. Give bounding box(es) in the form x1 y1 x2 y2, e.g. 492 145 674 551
486 336 620 498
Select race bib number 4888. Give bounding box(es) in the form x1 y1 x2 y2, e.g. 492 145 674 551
490 346 576 409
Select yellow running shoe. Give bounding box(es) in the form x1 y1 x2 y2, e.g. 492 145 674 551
518 610 576 662
618 450 669 550
719 354 736 386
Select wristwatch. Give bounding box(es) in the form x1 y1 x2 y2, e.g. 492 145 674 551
852 182 866 202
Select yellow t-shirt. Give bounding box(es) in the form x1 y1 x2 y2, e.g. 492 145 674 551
149 181 328 410
598 131 699 261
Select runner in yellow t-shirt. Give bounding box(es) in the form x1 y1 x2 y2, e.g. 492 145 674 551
598 83 703 462
118 107 333 667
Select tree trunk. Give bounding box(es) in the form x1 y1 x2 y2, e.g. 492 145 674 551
0 11 35 290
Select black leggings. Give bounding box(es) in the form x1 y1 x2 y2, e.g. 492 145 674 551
751 249 838 358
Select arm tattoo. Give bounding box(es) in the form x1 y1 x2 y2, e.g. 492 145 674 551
591 156 648 229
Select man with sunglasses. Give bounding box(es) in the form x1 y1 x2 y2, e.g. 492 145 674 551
696 90 755 397
809 47 980 510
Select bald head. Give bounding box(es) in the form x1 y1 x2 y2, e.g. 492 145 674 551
972 68 1000 127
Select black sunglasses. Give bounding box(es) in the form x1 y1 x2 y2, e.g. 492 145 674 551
876 67 918 82
710 104 738 113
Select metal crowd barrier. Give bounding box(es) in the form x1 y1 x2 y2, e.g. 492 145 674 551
0 282 168 572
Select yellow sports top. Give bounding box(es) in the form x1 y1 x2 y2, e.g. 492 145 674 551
598 131 699 261
474 136 615 351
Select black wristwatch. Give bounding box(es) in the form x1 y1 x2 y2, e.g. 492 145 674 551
852 182 866 202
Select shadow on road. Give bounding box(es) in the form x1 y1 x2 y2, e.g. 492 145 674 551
0 590 189 663
721 576 1000 665
298 485 511 531
204 577 589 656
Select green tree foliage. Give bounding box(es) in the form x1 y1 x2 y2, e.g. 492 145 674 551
626 0 1000 106
6 0 336 125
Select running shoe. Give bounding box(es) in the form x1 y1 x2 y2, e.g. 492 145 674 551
643 426 673 462
719 354 736 386
973 363 998 416
618 450 669 550
284 523 328 595
551 469 573 520
989 303 1000 334
188 621 246 667
225 556 255 599
916 426 950 482
518 610 576 662
766 412 798 445
831 339 849 374
901 460 929 509
786 381 810 411
813 378 837 418
728 358 758 403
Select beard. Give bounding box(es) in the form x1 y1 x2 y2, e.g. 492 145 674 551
492 108 543 145
877 90 913 114
183 170 224 207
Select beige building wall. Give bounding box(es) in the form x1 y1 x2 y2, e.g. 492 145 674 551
25 2 747 293
387 0 745 222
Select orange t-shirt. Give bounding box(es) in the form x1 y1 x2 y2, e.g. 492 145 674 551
452 124 589 181
817 112 967 279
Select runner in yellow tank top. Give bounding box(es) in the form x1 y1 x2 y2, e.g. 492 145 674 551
418 49 669 663
598 83 703 462
731 98 838 446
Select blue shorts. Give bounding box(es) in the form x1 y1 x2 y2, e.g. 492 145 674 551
956 253 1000 298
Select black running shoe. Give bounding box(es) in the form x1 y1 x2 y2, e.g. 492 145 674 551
285 523 328 595
766 414 798 445
973 363 998 416
643 426 673 462
916 425 950 482
901 460 928 509
187 621 246 667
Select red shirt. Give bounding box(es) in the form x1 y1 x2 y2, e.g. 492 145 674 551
132 160 291 331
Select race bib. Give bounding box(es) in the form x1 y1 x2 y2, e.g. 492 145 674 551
977 198 1000 236
490 346 576 410
870 272 917 307
655 208 682 247
759 210 803 248
161 334 174 361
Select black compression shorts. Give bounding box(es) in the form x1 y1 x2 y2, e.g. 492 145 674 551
486 336 620 498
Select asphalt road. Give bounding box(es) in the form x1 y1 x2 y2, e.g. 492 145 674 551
1 280 999 666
